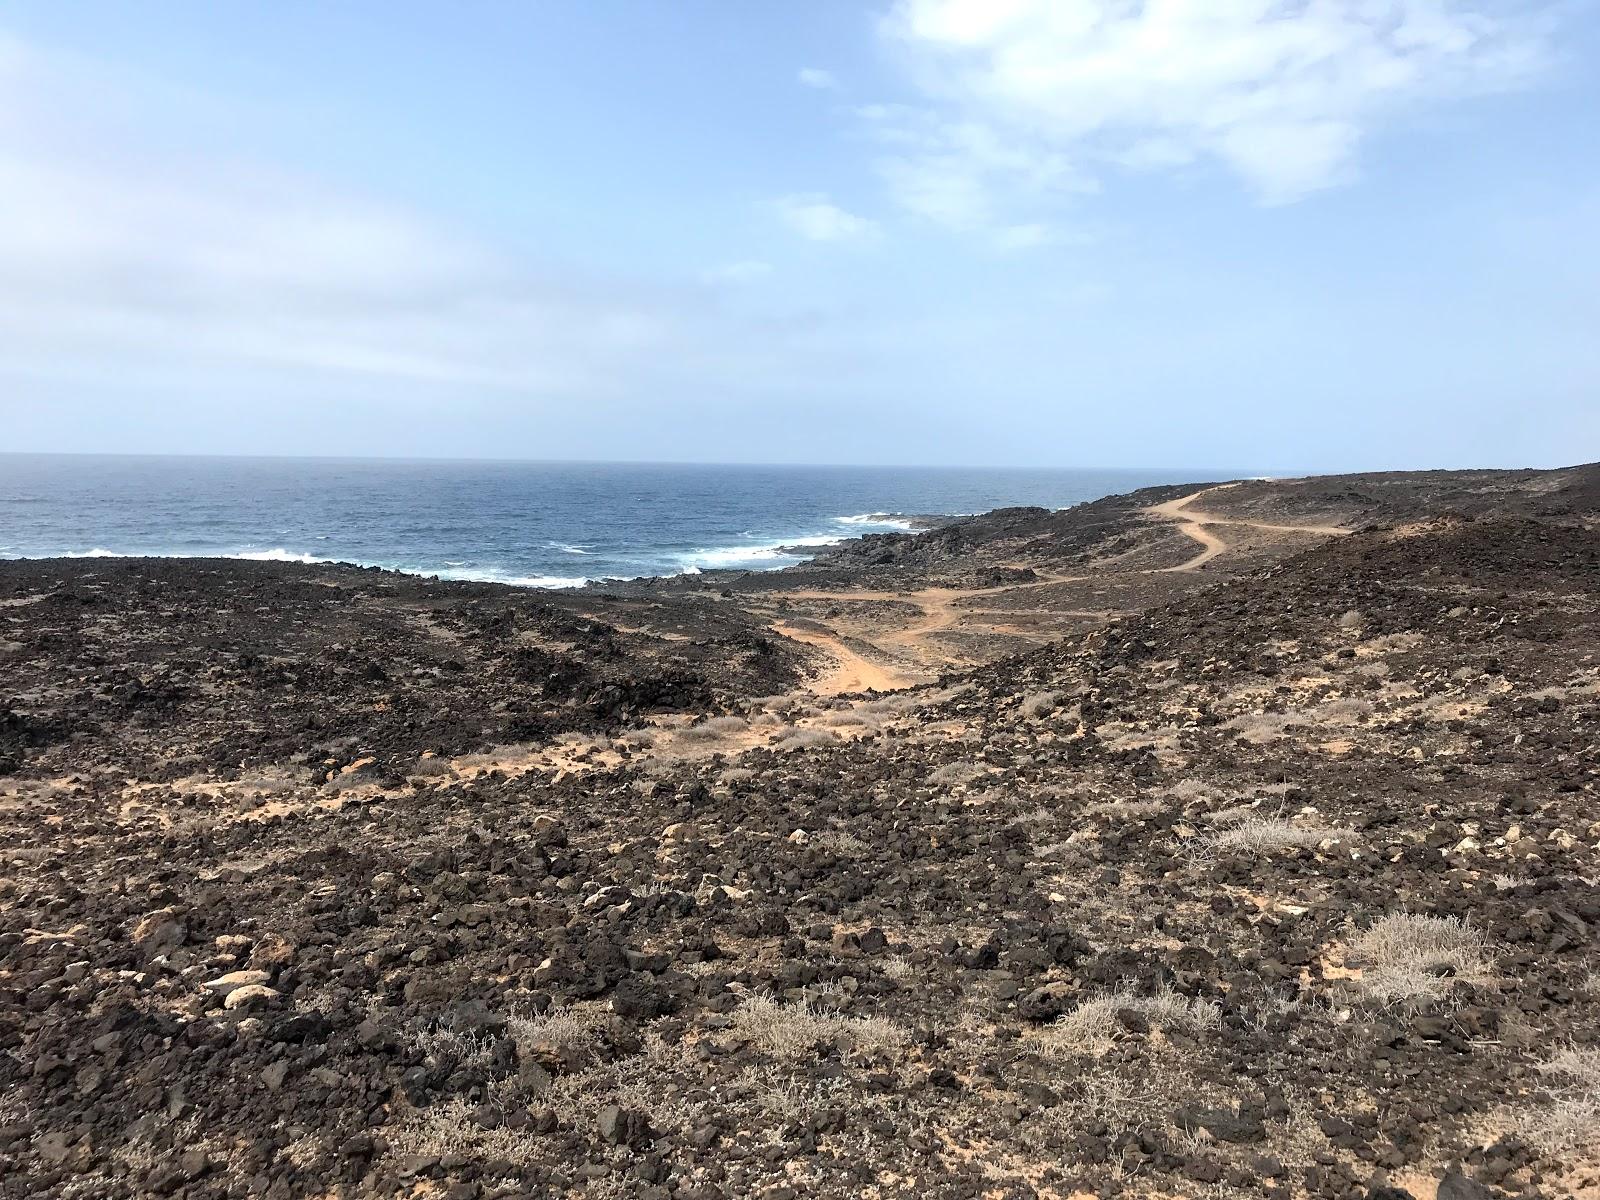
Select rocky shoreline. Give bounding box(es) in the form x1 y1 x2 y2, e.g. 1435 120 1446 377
2 463 1598 1199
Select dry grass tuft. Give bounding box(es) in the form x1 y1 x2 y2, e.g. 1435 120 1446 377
1019 690 1061 718
386 1099 544 1167
1223 698 1372 744
1024 986 1221 1060
1516 1047 1600 1154
1086 797 1166 818
1345 913 1493 1006
731 993 909 1062
928 761 987 788
675 715 750 742
810 829 869 856
821 708 880 730
1207 816 1353 853
773 727 839 752
1163 778 1220 803
505 1005 610 1067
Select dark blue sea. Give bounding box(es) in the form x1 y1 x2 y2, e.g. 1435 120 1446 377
0 456 1235 588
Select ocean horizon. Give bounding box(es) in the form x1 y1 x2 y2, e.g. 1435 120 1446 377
0 454 1257 589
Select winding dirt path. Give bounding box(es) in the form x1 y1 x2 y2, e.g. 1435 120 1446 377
765 489 1350 693
769 620 916 694
764 573 1092 695
1148 484 1349 571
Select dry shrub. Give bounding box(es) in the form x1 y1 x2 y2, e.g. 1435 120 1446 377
749 694 798 714
1163 778 1219 803
385 1099 544 1167
731 993 909 1062
928 761 986 788
675 715 750 742
859 691 929 716
535 1032 702 1136
1019 691 1060 718
1223 698 1372 744
408 1024 502 1074
505 1005 609 1067
1345 913 1493 1006
810 829 869 856
1520 1047 1600 1154
773 727 838 752
1203 802 1260 826
879 955 915 983
1208 817 1353 853
821 709 879 730
1085 798 1166 818
1024 986 1221 1060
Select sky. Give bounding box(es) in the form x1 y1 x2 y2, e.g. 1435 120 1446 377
1 1 1596 471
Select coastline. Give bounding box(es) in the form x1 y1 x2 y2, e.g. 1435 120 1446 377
3 461 1599 1198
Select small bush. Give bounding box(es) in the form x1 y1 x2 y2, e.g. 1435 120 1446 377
821 709 877 729
731 993 908 1061
675 715 750 742
773 728 838 752
809 829 869 856
505 1005 609 1068
1086 798 1166 818
1518 1047 1600 1153
386 1099 544 1167
1346 913 1493 1006
928 761 986 788
1019 691 1060 718
1024 986 1221 1060
1208 817 1353 853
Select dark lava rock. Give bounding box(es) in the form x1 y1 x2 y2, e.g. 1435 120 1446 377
598 1105 654 1148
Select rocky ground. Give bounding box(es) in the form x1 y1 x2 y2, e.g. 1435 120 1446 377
1 464 1598 1199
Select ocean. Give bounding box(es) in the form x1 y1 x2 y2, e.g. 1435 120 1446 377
0 455 1233 588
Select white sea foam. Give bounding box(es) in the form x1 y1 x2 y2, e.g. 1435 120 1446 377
52 546 330 564
10 547 592 590
232 548 324 563
834 512 917 530
429 564 591 589
508 575 590 588
550 542 592 555
674 531 849 572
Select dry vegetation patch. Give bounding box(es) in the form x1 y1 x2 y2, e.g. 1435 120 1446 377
1206 815 1354 853
674 715 751 742
1518 1047 1600 1154
1344 913 1494 1007
1023 986 1222 1060
731 993 910 1062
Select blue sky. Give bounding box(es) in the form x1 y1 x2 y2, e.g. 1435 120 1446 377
1 1 1596 470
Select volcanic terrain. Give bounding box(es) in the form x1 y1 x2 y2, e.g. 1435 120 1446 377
2 464 1598 1200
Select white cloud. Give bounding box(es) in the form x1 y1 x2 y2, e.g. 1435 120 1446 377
860 104 1091 243
0 30 785 398
798 67 838 90
775 193 879 242
875 0 1554 217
